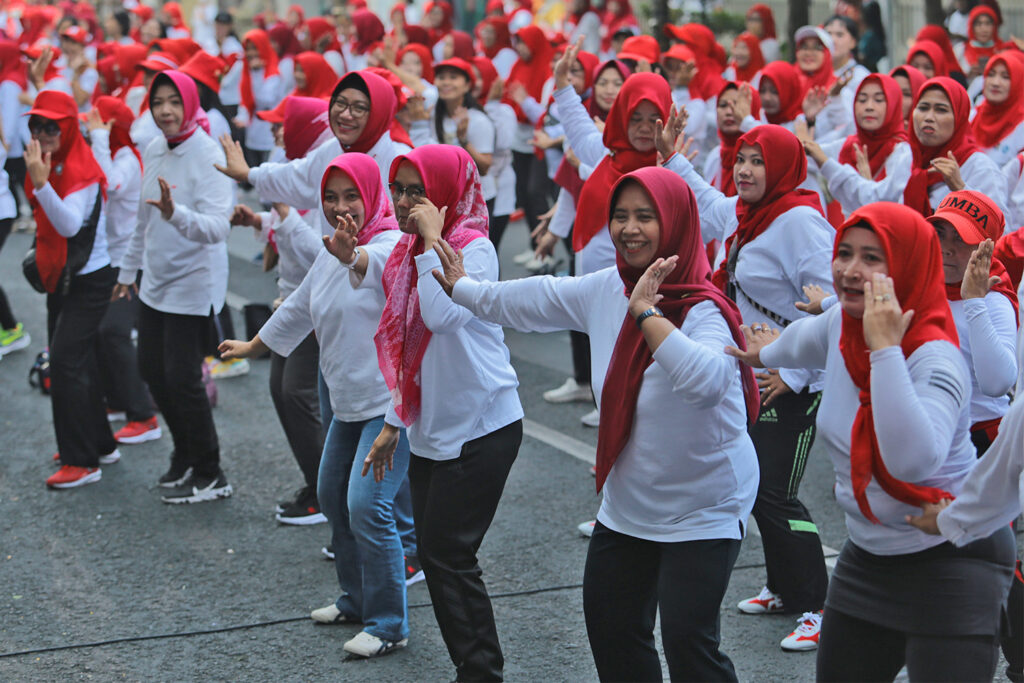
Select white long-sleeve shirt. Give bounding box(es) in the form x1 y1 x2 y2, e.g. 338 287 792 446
260 231 400 421
88 129 141 269
950 295 1018 424
453 267 759 542
34 182 108 276
1 80 25 159
217 36 244 106
1004 155 1024 230
238 70 283 151
761 305 976 555
978 119 1024 168
664 152 835 393
354 237 523 460
818 142 913 217
118 130 234 316
410 108 496 199
485 100 518 216
256 207 321 299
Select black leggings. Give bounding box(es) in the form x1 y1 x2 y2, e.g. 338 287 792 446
816 607 1000 682
511 150 555 236
0 217 16 329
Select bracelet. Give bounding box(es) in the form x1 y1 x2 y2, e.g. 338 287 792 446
635 306 665 329
341 246 361 268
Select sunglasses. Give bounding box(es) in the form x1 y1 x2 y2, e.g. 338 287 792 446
28 117 61 137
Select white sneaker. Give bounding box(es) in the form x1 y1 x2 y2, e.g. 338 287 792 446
577 519 595 537
780 611 823 652
310 603 353 624
343 630 408 658
512 248 535 265
543 378 593 404
580 409 600 427
99 448 121 465
737 586 785 614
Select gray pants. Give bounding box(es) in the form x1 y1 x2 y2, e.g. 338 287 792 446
269 333 323 491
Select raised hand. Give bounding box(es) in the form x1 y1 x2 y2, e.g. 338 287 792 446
854 143 872 179
675 135 699 162
628 256 679 319
408 198 446 249
862 273 914 351
230 204 262 229
213 133 251 182
553 37 584 91
145 177 175 220
735 83 754 121
829 70 854 98
794 283 830 314
24 139 51 189
506 81 527 105
961 239 1000 300
930 151 965 191
487 77 504 102
802 85 828 123
431 239 468 297
86 109 112 133
654 104 684 160
322 212 360 264
28 46 53 89
724 323 779 369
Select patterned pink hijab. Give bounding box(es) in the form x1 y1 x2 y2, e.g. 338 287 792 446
320 152 398 246
148 70 210 144
375 145 489 425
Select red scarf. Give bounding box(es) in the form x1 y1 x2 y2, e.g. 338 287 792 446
836 204 959 523
320 152 398 246
268 25 303 58
505 25 554 122
241 30 280 115
906 41 949 78
0 40 28 89
150 70 211 144
364 67 416 149
351 9 385 56
376 145 489 426
971 55 1024 150
889 64 927 110
914 25 960 75
476 17 511 60
572 73 670 252
746 5 776 39
397 44 435 82
905 78 979 217
594 167 759 490
995 207 1024 290
472 56 500 106
305 18 341 54
759 61 803 125
292 51 336 99
964 6 1002 70
25 91 108 293
730 32 765 84
667 23 727 100
93 95 142 170
711 125 824 291
717 81 762 196
838 74 907 181
331 71 399 153
279 96 331 160
423 1 454 45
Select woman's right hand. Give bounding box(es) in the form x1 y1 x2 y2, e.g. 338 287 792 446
362 423 401 482
654 104 684 160
724 323 779 368
553 37 583 91
86 109 112 133
533 229 559 260
214 133 251 182
734 83 754 121
794 284 829 314
111 282 137 301
24 139 51 190
230 204 262 229
322 213 359 264
217 339 252 360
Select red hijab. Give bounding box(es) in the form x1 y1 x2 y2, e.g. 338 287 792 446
906 41 948 78
730 32 765 84
798 38 836 93
282 96 331 160
477 17 512 60
0 40 28 89
447 30 475 61
835 203 959 523
364 66 415 149
914 25 960 74
241 30 280 114
666 23 727 100
759 61 803 125
838 74 908 180
717 81 762 197
424 1 454 44
398 44 434 82
292 51 336 99
472 56 499 106
712 126 824 291
964 6 1002 69
320 152 398 246
351 9 385 55
331 71 399 153
600 0 638 53
506 25 554 122
572 73 671 252
149 70 210 144
586 58 630 121
905 78 979 216
594 167 759 491
92 95 141 169
889 64 927 105
376 145 489 426
268 24 302 58
971 55 1024 150
163 2 187 30
306 17 341 53
746 5 776 39
25 91 107 293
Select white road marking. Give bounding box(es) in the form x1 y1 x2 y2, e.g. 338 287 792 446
522 418 596 465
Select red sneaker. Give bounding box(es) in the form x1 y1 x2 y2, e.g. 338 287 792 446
509 208 525 223
115 417 162 444
47 465 101 489
780 610 823 652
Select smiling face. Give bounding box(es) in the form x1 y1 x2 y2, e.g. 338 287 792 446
854 81 887 132
982 61 1010 104
932 219 975 284
892 73 914 121
909 53 935 79
392 161 426 234
627 100 659 152
329 86 370 146
150 82 184 137
734 143 767 204
796 37 826 73
717 87 742 134
825 19 856 64
913 87 955 148
610 181 660 269
833 225 889 318
435 67 471 104
322 169 366 231
593 67 624 113
758 78 780 115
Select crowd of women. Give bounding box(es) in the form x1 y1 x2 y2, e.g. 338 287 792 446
2 0 1023 680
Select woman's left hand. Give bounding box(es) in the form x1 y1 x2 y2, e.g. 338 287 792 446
905 498 951 534
628 256 678 319
862 273 914 351
756 368 792 407
408 197 446 250
961 238 1000 300
145 177 175 220
24 139 51 190
930 151 965 191
854 143 872 179
431 239 467 297
654 104 684 160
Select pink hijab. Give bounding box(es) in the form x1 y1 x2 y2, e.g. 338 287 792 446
283 96 332 160
320 152 398 246
148 70 210 144
375 145 489 425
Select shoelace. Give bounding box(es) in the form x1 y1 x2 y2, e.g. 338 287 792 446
793 611 822 636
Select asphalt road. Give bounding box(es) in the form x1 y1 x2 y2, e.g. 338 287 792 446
0 220 1018 682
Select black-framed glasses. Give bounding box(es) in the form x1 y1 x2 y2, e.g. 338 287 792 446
331 98 370 118
28 117 61 137
388 182 426 202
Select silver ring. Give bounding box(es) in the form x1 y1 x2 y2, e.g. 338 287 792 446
882 293 892 302
874 295 885 302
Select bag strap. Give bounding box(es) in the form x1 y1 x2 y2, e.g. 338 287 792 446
58 188 103 295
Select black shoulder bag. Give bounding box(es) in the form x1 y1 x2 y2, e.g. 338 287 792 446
22 188 103 295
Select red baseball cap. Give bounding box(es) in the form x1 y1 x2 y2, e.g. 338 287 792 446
661 44 697 65
617 35 661 65
927 190 1005 244
137 51 179 72
60 26 89 44
256 98 287 124
434 58 475 83
179 51 232 93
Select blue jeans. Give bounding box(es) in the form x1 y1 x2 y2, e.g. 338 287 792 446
318 415 411 641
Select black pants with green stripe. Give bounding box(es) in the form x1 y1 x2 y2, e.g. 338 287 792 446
749 388 828 614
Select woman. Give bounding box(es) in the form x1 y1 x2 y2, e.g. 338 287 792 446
345 9 385 72
663 125 835 652
238 29 284 168
433 166 760 681
793 26 850 144
730 202 1015 681
725 32 765 85
290 51 336 100
562 0 601 55
113 70 234 503
962 5 1003 77
971 54 1024 167
745 4 779 62
599 0 639 59
906 41 948 80
472 55 518 253
703 82 762 197
914 25 965 84
220 153 409 657
352 145 523 682
24 91 117 488
889 65 926 127
758 61 804 130
476 16 516 79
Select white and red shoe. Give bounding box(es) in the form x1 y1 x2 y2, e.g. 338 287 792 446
52 449 121 465
737 586 785 614
46 465 101 489
115 417 162 444
780 610 823 652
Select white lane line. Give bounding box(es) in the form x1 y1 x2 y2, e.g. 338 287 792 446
522 418 596 465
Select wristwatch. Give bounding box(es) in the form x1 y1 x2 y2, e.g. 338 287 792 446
635 306 665 329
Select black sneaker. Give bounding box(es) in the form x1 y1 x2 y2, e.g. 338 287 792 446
158 456 192 488
321 545 335 561
275 486 309 514
161 471 232 504
276 488 327 525
405 555 425 586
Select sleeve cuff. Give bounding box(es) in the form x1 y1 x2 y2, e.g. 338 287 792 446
936 509 968 546
821 294 838 311
664 152 694 175
414 249 442 276
962 297 988 319
451 277 480 308
820 158 842 179
117 268 138 286
166 202 190 229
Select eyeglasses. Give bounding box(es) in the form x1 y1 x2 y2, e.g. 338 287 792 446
388 182 426 202
797 42 826 52
28 117 61 137
331 98 370 118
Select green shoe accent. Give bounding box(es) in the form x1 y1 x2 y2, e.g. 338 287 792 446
788 519 819 534
0 323 28 351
